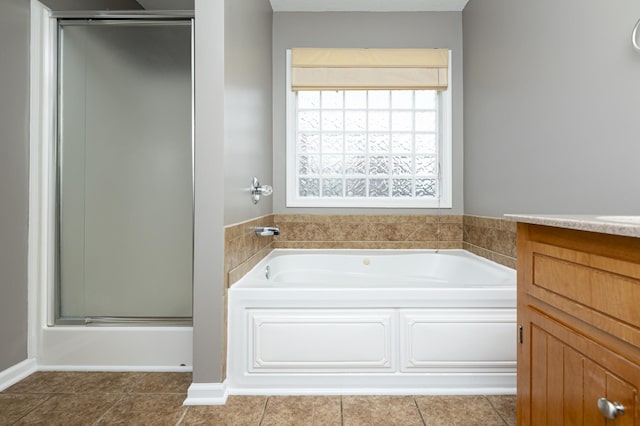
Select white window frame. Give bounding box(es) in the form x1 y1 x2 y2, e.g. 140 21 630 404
285 49 452 209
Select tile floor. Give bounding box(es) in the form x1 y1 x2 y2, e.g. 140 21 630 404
0 372 516 426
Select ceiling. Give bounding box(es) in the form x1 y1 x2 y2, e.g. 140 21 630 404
269 0 469 12
38 0 193 11
39 0 465 13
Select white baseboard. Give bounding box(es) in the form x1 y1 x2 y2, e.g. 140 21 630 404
183 382 228 405
0 358 37 391
228 385 517 396
226 373 516 397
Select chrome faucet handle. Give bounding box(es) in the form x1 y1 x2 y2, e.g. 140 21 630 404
250 177 273 204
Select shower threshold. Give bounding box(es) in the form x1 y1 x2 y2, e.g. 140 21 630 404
84 317 192 326
54 316 192 326
39 322 193 369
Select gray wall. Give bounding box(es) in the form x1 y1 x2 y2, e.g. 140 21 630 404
463 0 640 217
0 0 30 371
192 0 272 384
273 12 464 215
224 0 273 225
192 0 225 383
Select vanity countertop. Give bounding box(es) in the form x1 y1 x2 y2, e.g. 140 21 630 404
504 214 640 239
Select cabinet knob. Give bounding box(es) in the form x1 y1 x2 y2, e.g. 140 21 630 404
597 397 625 420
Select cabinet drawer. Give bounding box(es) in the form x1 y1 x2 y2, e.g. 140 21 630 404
533 252 640 326
527 241 640 347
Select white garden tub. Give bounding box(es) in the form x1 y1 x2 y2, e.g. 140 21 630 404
227 249 516 395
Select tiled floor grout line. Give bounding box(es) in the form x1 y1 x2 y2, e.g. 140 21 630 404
413 396 427 426
8 393 53 425
484 395 509 426
340 395 344 426
258 395 270 425
174 405 190 426
90 393 127 426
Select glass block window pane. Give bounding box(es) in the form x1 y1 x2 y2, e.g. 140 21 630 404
415 111 437 132
345 133 366 152
322 111 343 131
392 134 412 153
392 156 412 175
391 91 413 109
415 133 436 154
298 155 319 175
322 178 343 197
345 155 366 175
321 91 343 109
368 134 390 153
368 111 390 131
321 155 343 175
415 90 436 109
392 179 413 197
322 133 343 153
299 133 320 153
416 179 437 197
391 111 412 131
345 91 366 109
298 91 320 109
292 89 445 206
369 156 389 175
345 111 366 131
346 178 366 197
369 90 390 109
299 178 320 196
415 156 436 176
298 111 320 131
369 179 389 197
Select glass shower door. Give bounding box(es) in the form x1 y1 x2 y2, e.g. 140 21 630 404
57 21 193 324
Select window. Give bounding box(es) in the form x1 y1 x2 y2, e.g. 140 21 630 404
286 49 452 208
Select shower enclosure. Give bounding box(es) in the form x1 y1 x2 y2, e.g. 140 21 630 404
56 20 193 325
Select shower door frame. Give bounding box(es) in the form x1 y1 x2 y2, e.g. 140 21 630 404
28 1 195 368
52 13 196 327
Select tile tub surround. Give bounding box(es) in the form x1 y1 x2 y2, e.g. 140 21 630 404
224 214 518 288
1 371 517 425
272 214 464 250
463 215 517 269
225 215 275 288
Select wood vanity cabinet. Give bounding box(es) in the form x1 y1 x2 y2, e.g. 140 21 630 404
517 223 640 425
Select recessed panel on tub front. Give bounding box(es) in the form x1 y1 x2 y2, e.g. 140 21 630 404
399 309 517 373
247 309 395 373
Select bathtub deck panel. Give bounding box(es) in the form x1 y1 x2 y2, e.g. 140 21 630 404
399 309 517 372
227 249 516 395
248 309 395 373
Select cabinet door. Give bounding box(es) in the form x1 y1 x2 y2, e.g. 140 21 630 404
519 308 640 425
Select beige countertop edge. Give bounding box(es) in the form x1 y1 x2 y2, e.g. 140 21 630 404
504 214 640 239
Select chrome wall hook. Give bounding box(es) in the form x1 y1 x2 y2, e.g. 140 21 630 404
250 177 273 204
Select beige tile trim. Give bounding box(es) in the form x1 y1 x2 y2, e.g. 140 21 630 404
463 242 516 270
463 215 517 232
228 245 274 287
272 241 464 250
